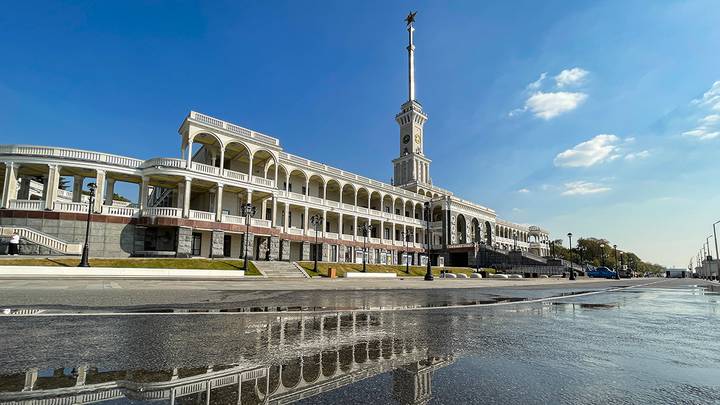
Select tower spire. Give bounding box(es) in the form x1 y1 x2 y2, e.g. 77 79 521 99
405 11 417 101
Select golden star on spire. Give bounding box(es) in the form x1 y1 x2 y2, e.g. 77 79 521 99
405 11 417 26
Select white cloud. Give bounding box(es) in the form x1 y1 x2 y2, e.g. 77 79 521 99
527 73 547 91
693 81 720 107
624 150 650 160
525 91 588 120
517 188 530 193
562 181 611 196
700 114 720 125
555 68 589 88
553 134 620 167
683 128 720 140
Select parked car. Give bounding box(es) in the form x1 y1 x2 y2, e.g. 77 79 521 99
587 266 619 279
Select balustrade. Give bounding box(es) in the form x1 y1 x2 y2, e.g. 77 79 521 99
221 213 245 225
189 210 214 221
287 227 304 235
54 201 88 213
251 176 274 188
103 205 139 217
250 218 272 228
223 169 247 182
143 207 182 218
7 200 44 211
191 162 220 176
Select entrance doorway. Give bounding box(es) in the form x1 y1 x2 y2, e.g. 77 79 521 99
191 233 202 256
223 235 231 258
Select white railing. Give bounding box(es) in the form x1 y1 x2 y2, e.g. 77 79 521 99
57 189 73 200
370 237 380 244
342 203 355 210
224 169 247 182
0 145 144 168
370 209 382 217
325 232 339 239
326 200 340 208
0 226 82 254
307 196 323 204
143 207 182 218
7 200 44 211
103 205 139 217
189 210 215 221
191 162 220 176
190 111 281 147
141 157 186 169
288 192 306 201
382 212 393 219
393 240 404 247
252 176 274 188
250 218 271 228
54 201 88 213
357 207 369 214
221 213 245 225
341 234 354 241
287 227 304 235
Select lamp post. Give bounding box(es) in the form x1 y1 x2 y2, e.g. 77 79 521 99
241 203 256 270
310 213 322 273
360 223 373 272
613 244 619 279
400 230 410 273
567 232 576 280
713 220 720 262
600 243 606 266
78 183 97 267
423 201 433 281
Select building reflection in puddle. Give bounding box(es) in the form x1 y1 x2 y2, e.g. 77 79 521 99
0 311 454 405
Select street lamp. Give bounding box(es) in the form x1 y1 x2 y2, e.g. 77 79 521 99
241 203 256 270
78 183 96 267
600 243 606 266
713 220 720 262
360 223 373 272
423 201 433 281
310 213 322 273
567 232 576 280
613 244 620 279
400 230 410 274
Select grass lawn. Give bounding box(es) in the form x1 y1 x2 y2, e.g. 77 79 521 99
0 257 262 275
297 261 495 278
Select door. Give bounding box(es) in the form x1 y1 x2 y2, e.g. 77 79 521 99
191 233 202 256
223 235 231 258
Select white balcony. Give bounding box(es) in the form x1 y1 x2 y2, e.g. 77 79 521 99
189 210 214 221
326 200 340 208
340 234 354 241
221 213 245 225
250 218 271 228
8 200 44 211
325 232 339 239
103 205 139 217
288 192 306 202
143 207 182 218
252 176 274 188
342 203 355 211
287 227 304 235
370 237 380 244
357 207 369 214
142 157 186 169
223 169 247 182
54 201 88 213
307 196 323 204
191 161 220 176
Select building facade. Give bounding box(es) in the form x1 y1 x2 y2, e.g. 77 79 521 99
0 16 550 265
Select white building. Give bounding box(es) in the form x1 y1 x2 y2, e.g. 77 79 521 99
0 15 550 265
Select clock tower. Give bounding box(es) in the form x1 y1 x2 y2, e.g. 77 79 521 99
393 12 432 186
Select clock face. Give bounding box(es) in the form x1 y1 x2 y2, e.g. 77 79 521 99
403 134 411 144
414 134 421 144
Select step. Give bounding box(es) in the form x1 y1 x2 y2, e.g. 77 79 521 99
251 261 308 278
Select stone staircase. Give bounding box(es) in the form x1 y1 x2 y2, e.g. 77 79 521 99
0 226 82 255
251 261 309 278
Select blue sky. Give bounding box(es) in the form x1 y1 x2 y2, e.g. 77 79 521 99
2 1 719 267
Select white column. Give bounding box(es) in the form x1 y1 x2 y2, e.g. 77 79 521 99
284 202 290 231
271 196 277 226
380 220 384 244
182 177 191 217
339 212 344 235
94 169 105 213
247 154 254 178
186 137 194 169
72 175 83 203
105 178 116 206
177 181 185 209
219 148 225 173
303 206 309 230
353 216 358 239
139 176 150 211
44 164 60 211
1 162 18 208
215 184 224 221
261 198 268 220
